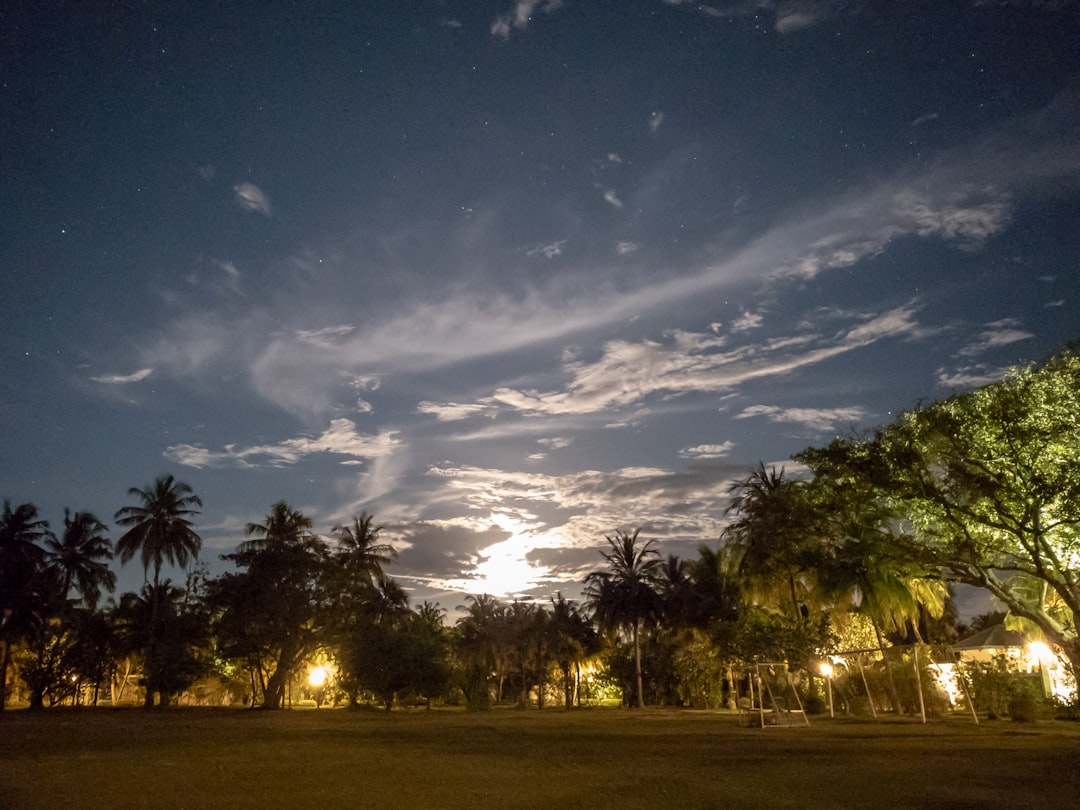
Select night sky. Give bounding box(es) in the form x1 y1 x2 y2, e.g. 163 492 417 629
3 1 1078 612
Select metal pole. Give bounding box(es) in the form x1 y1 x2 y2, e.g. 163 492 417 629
913 646 926 724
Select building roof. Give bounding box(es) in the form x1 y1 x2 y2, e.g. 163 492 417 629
951 624 1025 651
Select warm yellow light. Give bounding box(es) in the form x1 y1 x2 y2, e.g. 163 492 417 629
1027 641 1053 665
308 666 328 688
818 661 834 678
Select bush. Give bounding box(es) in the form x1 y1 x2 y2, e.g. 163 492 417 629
959 654 1046 721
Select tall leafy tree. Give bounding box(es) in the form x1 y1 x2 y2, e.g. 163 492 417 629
721 464 826 622
785 448 950 645
211 502 328 709
115 475 202 590
0 502 49 710
116 580 207 707
333 512 396 589
44 509 115 612
584 529 662 708
549 593 597 709
455 593 511 708
853 351 1080 682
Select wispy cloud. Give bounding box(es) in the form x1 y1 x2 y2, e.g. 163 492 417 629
679 442 736 459
731 311 764 332
163 418 399 468
648 111 665 134
128 93 1075 423
475 302 926 417
527 239 567 259
90 368 153 384
538 436 574 450
936 364 1012 389
735 404 869 432
295 324 358 347
602 189 623 208
664 0 841 33
491 0 563 39
417 401 495 422
234 182 271 216
956 318 1034 357
780 187 1013 280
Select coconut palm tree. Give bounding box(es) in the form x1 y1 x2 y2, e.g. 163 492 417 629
0 501 50 710
722 464 826 622
332 512 396 588
44 509 115 612
456 593 511 706
114 475 202 590
584 529 662 708
549 592 597 709
1 500 48 573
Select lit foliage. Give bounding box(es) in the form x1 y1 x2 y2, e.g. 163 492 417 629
802 351 1080 682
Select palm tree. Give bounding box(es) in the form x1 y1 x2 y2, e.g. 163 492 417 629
115 475 202 590
116 580 195 707
549 593 597 709
333 512 396 588
456 594 511 706
1 500 48 574
1 501 50 710
722 464 825 621
44 509 115 612
243 500 314 551
584 529 662 708
415 601 446 634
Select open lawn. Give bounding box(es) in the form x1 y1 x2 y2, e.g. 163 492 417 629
1 708 1077 809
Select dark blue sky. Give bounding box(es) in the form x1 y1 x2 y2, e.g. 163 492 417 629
3 1 1078 612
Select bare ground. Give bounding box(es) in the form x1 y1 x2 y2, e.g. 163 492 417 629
1 708 1077 809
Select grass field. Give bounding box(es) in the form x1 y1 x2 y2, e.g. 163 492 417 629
1 708 1077 809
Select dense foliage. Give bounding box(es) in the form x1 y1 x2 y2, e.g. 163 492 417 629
2 352 1077 711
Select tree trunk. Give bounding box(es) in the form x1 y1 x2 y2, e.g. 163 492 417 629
536 648 546 710
0 638 10 711
1059 638 1080 693
633 619 645 708
263 669 288 709
873 621 903 714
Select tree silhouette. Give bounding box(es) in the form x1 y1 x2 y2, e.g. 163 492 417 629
115 475 202 590
549 593 597 708
455 593 511 708
585 529 662 708
0 501 49 710
333 512 396 589
44 509 115 613
213 502 328 709
722 464 826 622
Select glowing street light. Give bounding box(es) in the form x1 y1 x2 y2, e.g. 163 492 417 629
308 666 328 688
818 661 835 718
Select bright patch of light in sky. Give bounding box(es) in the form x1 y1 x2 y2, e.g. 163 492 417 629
1 1 1077 611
